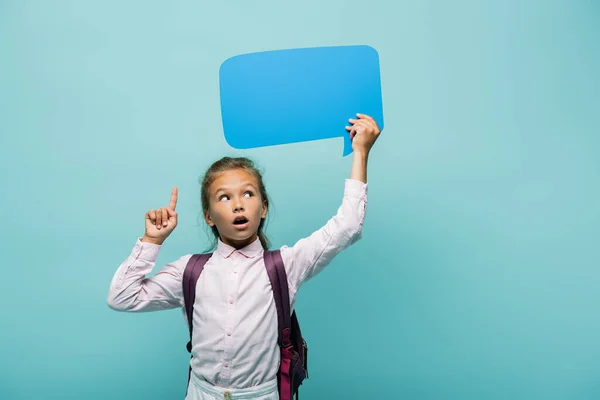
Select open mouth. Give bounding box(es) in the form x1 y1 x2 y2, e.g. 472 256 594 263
233 216 249 226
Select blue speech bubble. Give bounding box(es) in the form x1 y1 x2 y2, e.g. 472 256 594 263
219 45 384 156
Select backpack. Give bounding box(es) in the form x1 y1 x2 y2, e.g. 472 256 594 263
182 250 308 400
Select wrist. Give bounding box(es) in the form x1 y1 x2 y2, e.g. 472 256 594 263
350 151 368 183
353 150 369 160
141 235 164 245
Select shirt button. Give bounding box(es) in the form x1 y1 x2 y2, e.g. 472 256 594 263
229 299 234 304
227 332 232 336
224 362 229 367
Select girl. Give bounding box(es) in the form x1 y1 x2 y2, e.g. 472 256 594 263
107 113 381 399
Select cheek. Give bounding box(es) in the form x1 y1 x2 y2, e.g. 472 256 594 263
207 204 225 224
213 209 228 223
255 200 266 216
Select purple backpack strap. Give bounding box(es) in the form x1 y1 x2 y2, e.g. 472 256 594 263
264 250 291 338
264 250 295 399
182 253 213 393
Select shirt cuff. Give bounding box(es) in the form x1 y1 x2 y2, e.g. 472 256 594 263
130 237 162 261
345 178 368 198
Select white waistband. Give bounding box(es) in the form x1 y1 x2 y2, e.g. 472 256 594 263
191 375 278 399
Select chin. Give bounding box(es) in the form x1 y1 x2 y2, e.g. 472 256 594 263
222 230 257 243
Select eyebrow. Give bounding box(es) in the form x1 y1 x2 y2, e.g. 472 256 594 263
214 182 257 195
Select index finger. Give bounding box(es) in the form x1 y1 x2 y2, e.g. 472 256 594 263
169 186 178 210
356 113 375 122
357 113 379 129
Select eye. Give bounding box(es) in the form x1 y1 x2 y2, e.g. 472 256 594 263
243 191 254 198
218 195 229 202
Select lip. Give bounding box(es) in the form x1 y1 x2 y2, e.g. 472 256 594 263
233 221 250 230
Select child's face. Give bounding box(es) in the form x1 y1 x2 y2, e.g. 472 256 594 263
204 168 268 249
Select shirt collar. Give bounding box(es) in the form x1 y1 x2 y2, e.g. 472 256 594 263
215 237 263 259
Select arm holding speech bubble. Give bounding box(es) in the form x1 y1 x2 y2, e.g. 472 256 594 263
278 112 381 293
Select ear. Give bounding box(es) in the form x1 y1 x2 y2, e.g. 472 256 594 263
261 200 268 219
204 210 215 227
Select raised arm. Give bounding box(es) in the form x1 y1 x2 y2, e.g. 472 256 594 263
281 113 381 291
107 186 187 312
107 241 190 312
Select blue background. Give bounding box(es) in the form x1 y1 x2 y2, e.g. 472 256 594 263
1 1 599 399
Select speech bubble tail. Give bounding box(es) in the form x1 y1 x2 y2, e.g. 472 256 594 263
343 134 353 157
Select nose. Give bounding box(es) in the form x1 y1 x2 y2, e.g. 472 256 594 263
233 198 244 213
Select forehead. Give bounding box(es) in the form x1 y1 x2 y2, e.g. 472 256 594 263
210 169 259 192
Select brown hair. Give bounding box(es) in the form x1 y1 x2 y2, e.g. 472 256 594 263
199 156 271 251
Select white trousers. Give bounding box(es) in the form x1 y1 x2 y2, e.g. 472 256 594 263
185 375 279 400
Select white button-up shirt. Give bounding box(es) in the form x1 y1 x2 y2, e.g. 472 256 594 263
107 179 367 389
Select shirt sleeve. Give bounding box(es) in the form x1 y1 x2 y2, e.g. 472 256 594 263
279 178 368 292
107 238 192 312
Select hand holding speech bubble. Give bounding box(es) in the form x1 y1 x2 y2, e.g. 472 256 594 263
219 45 384 156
